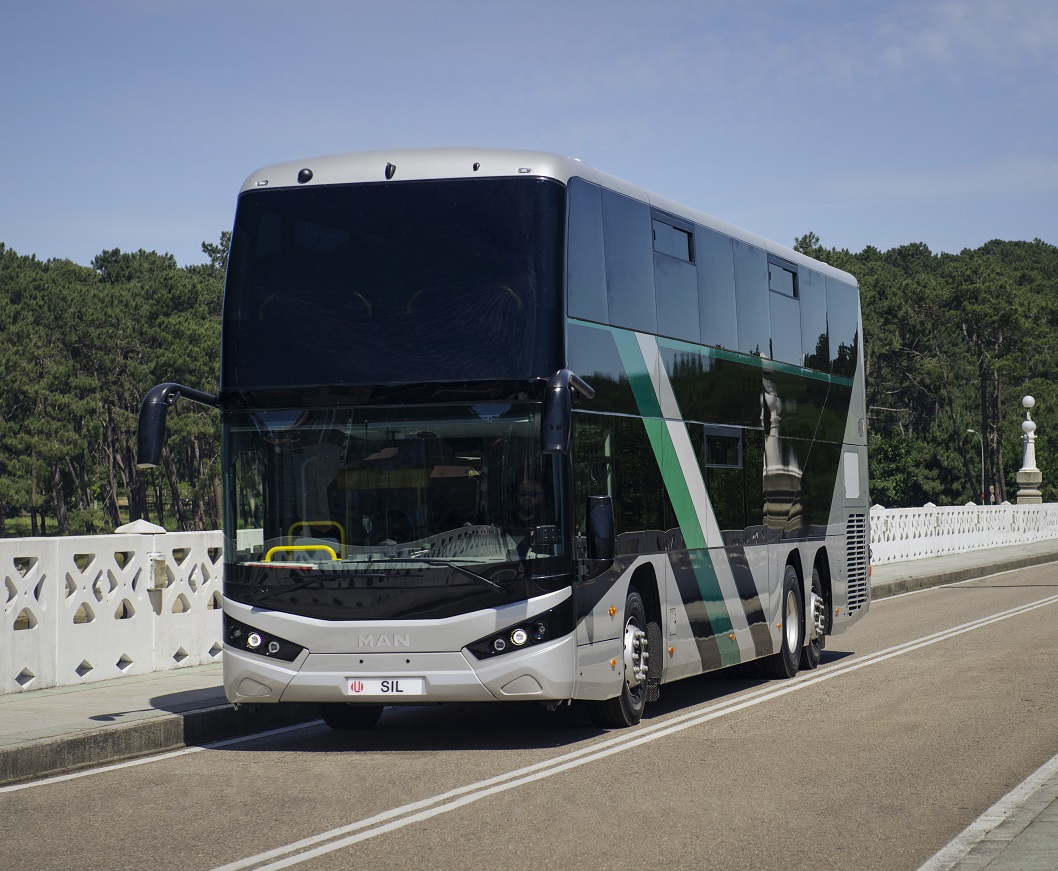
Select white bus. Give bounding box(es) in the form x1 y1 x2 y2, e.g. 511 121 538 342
138 149 870 729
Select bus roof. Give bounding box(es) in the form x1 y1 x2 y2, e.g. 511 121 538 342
240 148 858 287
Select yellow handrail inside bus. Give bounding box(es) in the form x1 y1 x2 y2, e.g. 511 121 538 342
264 544 338 562
288 520 346 546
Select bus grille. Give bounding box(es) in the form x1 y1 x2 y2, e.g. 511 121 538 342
846 514 869 612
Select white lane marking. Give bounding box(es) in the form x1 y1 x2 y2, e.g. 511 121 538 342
213 592 1058 871
0 721 320 795
915 749 1058 870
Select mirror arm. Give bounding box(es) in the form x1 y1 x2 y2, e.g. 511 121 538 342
137 382 219 469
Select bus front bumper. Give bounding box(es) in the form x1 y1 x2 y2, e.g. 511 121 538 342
224 633 576 706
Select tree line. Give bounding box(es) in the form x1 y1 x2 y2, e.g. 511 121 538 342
1 231 1056 537
0 235 227 536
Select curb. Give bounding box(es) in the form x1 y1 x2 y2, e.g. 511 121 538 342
871 551 1058 600
0 702 318 787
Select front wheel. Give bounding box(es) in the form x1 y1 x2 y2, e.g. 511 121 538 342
763 565 803 679
319 703 385 730
588 588 649 728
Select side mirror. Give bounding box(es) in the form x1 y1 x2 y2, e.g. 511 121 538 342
137 383 219 468
586 495 615 562
541 369 595 454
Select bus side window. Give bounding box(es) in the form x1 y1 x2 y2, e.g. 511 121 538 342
601 189 657 334
653 214 699 344
571 414 613 537
800 268 830 372
567 178 608 324
696 226 738 350
702 426 745 535
732 240 769 358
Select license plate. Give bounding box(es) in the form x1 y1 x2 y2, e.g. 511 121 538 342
345 677 424 697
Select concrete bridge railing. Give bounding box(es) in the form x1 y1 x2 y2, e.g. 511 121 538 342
1 528 223 696
5 503 1058 695
869 502 1058 564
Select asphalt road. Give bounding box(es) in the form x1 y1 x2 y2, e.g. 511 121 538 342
5 564 1058 871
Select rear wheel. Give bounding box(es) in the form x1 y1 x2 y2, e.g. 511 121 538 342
763 565 803 679
588 588 649 728
319 703 385 730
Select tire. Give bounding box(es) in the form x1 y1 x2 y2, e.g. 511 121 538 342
763 565 803 679
800 566 825 671
319 703 385 730
588 588 649 728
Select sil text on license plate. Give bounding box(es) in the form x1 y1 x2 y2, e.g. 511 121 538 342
346 677 424 697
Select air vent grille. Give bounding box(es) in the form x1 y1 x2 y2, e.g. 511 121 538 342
846 513 869 612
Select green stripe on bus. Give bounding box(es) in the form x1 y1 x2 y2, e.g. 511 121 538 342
608 333 741 665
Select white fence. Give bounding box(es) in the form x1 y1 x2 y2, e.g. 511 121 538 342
5 505 1058 695
1 529 223 695
869 502 1058 564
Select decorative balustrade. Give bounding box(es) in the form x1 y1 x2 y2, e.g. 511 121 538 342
869 503 1058 564
1 529 223 695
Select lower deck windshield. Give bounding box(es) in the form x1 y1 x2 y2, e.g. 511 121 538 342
224 403 569 618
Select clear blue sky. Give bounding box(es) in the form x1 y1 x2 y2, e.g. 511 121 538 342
4 0 1056 268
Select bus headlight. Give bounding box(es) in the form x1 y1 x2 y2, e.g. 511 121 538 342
224 614 304 662
465 599 573 660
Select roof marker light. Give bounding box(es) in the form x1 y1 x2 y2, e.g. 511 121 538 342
297 168 313 184
385 162 397 180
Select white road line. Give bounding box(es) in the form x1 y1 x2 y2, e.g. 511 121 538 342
212 592 1058 871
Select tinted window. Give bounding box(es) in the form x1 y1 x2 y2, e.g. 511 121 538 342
768 261 797 297
732 240 770 357
799 269 830 372
572 413 669 544
769 291 802 365
602 189 656 333
690 424 744 533
704 426 742 467
696 227 738 350
655 254 700 343
827 277 860 378
653 219 693 261
566 178 608 323
224 177 564 389
566 322 639 416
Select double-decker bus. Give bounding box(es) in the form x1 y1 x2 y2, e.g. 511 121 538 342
138 148 869 730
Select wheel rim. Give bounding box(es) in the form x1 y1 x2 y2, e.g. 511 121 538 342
623 619 648 691
784 588 800 651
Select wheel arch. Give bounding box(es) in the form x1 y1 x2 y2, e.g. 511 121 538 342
629 562 662 628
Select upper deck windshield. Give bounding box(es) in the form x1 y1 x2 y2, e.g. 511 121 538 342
222 176 565 390
224 403 569 620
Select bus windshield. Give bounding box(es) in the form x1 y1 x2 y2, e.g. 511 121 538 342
222 176 565 390
224 403 569 618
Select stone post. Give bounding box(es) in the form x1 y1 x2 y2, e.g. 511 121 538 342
1016 395 1043 504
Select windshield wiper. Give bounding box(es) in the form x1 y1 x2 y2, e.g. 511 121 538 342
398 558 512 592
250 558 510 600
251 573 369 602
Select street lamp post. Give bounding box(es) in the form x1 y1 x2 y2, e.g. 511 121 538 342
966 428 984 505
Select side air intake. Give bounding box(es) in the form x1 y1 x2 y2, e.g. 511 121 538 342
846 514 869 613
